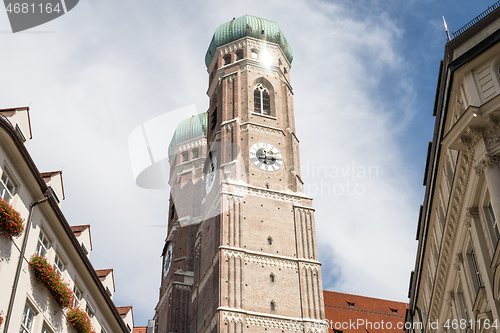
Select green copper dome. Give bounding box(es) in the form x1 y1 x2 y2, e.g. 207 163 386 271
168 113 207 157
205 15 293 68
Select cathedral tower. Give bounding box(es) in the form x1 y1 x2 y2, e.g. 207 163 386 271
155 15 325 333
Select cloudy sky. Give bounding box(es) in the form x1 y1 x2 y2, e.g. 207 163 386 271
0 0 493 326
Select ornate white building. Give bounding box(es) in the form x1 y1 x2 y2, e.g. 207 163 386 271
0 107 140 333
407 4 500 333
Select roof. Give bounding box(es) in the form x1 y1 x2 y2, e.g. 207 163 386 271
70 224 92 251
133 327 147 333
0 113 130 332
0 106 32 140
40 170 65 200
116 306 132 317
70 224 90 235
95 269 113 278
205 14 293 68
323 291 407 332
168 113 207 157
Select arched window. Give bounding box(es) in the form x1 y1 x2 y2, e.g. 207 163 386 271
182 152 188 162
192 149 199 159
270 273 275 282
254 83 270 115
267 236 273 245
236 51 243 60
224 55 231 66
251 50 258 59
270 301 275 311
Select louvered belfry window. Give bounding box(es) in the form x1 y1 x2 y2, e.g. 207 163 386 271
254 83 271 115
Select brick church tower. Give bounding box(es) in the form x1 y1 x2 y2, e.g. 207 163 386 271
154 15 326 333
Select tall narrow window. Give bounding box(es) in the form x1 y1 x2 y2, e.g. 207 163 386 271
86 302 95 319
470 249 483 289
20 303 35 333
210 107 217 131
73 284 83 308
182 152 188 162
254 83 271 115
36 230 50 257
224 56 231 66
192 149 199 159
270 273 275 282
489 202 499 243
53 253 65 277
270 301 275 311
0 169 16 203
236 51 243 60
267 236 273 245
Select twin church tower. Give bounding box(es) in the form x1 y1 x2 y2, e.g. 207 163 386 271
153 15 325 332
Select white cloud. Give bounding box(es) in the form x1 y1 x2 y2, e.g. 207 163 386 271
0 0 429 324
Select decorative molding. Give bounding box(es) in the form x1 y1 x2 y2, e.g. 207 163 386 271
225 250 243 259
245 315 302 331
174 138 207 154
222 311 244 324
474 154 500 175
428 149 474 322
240 122 285 137
302 263 320 272
219 41 246 57
245 252 298 270
222 118 239 131
229 182 305 205
241 64 279 78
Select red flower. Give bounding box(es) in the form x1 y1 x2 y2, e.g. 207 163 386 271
67 308 95 333
29 255 74 308
0 199 24 238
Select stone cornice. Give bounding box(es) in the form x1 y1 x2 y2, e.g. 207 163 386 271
218 307 327 332
220 245 322 268
223 181 312 205
240 121 285 137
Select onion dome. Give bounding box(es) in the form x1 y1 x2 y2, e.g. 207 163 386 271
205 14 293 68
168 113 207 157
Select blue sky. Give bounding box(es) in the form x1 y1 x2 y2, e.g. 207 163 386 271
0 0 495 327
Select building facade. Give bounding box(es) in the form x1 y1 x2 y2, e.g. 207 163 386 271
407 4 500 333
154 15 326 333
0 107 132 333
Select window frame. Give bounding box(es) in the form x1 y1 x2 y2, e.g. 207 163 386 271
253 83 271 116
36 229 51 257
0 167 18 203
73 283 83 308
86 301 95 319
53 252 65 277
20 302 36 333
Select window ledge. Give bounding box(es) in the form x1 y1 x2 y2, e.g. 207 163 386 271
250 112 277 120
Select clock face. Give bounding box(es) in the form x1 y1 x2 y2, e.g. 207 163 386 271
206 156 217 194
249 143 283 171
163 244 173 277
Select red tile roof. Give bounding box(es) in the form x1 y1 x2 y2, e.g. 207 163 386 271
133 327 147 333
70 224 92 251
95 268 115 292
95 269 113 278
70 224 90 235
323 291 407 333
40 170 65 200
116 306 132 317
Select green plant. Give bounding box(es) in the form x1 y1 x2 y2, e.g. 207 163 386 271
0 199 24 238
0 310 4 326
29 255 74 308
67 308 95 333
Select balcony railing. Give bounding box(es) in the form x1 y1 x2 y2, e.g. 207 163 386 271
452 0 500 38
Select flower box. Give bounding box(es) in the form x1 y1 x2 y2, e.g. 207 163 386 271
29 255 74 308
0 199 24 238
67 308 95 333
